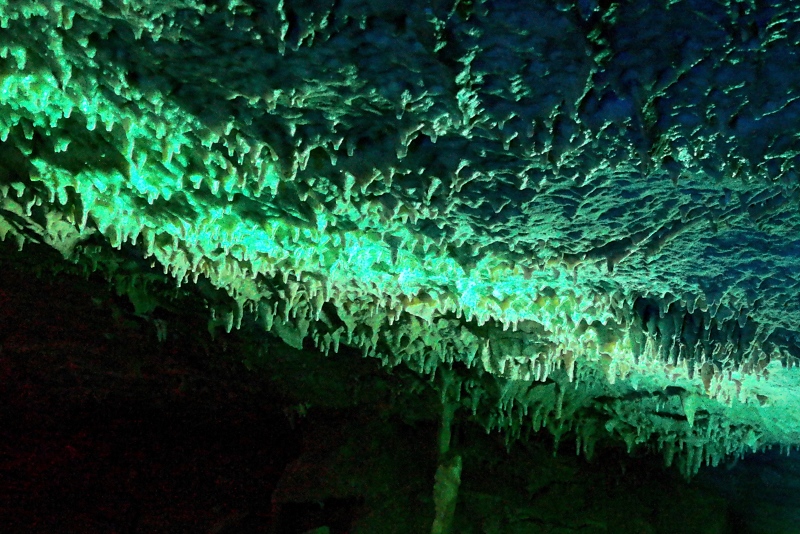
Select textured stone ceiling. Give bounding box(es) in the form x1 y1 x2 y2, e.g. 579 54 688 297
3 0 800 478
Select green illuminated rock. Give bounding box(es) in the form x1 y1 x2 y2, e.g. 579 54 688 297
3 0 800 477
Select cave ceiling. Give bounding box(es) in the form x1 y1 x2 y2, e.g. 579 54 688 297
3 0 800 476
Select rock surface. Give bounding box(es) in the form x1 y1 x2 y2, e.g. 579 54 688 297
2 1 800 523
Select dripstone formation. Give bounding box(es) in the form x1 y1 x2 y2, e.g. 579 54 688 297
2 0 800 490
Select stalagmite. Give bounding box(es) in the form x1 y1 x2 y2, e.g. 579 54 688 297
431 367 462 534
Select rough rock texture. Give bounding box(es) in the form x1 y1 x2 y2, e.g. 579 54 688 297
2 0 800 486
